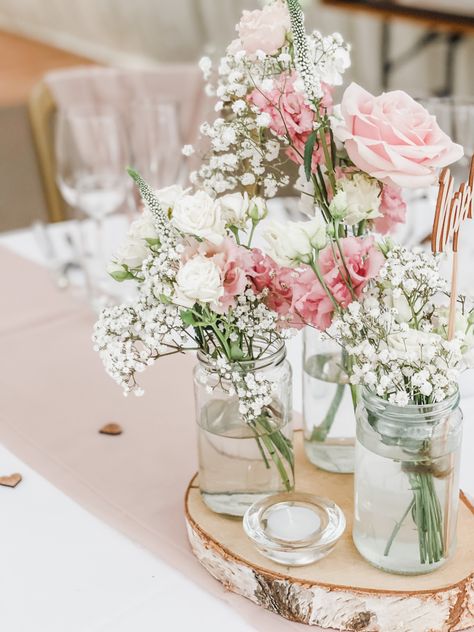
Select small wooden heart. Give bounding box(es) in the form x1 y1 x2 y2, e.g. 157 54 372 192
0 473 22 488
99 423 123 436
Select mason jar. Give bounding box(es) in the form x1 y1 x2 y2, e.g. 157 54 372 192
353 388 463 575
194 340 294 517
303 328 356 473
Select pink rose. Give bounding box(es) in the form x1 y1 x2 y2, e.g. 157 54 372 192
373 184 407 234
248 72 332 169
335 83 464 188
290 236 384 330
236 3 290 56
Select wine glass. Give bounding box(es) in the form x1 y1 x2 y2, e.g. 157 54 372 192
128 100 184 190
55 105 130 305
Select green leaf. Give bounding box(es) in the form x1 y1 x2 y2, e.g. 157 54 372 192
304 130 317 181
145 237 160 247
159 293 171 304
180 310 198 326
230 343 245 360
108 268 134 282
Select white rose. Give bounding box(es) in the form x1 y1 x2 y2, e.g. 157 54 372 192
155 184 188 211
384 289 412 323
174 255 223 309
333 174 381 226
128 211 158 242
172 191 225 244
387 329 442 362
264 216 327 267
248 196 267 221
113 239 149 270
217 192 249 226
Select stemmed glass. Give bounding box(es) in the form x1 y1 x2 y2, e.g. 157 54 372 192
55 105 130 305
128 100 184 189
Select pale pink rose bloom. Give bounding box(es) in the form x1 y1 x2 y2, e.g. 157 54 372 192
291 236 384 330
335 83 464 188
248 72 332 169
374 184 407 234
237 3 290 56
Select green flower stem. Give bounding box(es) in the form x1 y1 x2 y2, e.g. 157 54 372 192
251 414 295 492
384 469 445 565
310 383 345 442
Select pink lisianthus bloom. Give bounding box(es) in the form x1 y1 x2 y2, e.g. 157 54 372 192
248 72 333 169
290 236 384 330
334 83 464 188
184 238 255 313
232 2 290 57
373 184 407 234
249 249 302 328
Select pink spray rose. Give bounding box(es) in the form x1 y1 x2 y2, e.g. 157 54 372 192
291 236 384 330
233 2 290 57
335 83 464 188
373 184 407 234
248 72 332 169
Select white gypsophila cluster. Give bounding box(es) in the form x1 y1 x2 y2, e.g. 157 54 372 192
327 245 465 405
201 355 277 423
286 0 322 104
308 31 351 87
191 50 292 197
92 296 190 396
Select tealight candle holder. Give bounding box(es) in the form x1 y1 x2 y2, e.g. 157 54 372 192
243 492 345 566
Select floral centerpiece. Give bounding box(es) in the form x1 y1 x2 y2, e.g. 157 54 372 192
94 0 465 517
183 0 462 471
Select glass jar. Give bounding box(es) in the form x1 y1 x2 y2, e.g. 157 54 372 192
194 340 294 517
353 388 463 575
303 328 356 473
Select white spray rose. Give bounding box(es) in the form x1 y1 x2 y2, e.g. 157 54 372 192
386 329 442 363
174 255 223 309
248 196 268 222
331 174 381 225
155 184 188 211
383 289 412 323
217 192 249 226
112 240 149 271
172 191 225 244
264 216 327 267
128 210 158 243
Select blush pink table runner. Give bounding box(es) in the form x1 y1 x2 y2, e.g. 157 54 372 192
0 247 322 632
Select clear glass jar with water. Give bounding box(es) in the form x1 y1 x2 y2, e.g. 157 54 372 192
303 328 356 473
194 341 294 516
353 388 462 575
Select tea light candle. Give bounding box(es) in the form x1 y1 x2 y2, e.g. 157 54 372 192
243 492 345 566
266 505 321 541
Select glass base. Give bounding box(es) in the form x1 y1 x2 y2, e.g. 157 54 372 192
200 491 279 517
304 438 355 473
352 532 449 575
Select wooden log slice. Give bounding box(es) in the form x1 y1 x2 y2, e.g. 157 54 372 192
185 432 474 632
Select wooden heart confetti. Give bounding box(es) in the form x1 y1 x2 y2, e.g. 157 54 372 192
99 423 123 436
0 473 22 488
